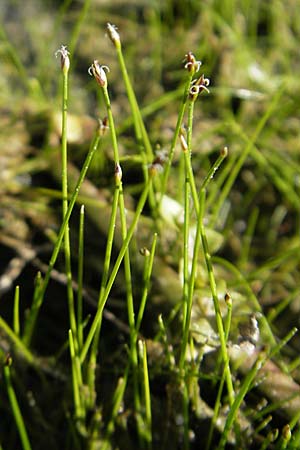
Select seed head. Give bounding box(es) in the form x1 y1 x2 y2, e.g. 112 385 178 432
107 23 121 48
88 60 110 88
55 45 70 73
189 74 210 100
184 52 202 74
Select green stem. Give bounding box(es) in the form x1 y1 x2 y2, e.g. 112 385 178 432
4 361 32 450
0 317 35 365
77 205 85 350
87 182 120 409
80 177 152 363
219 354 264 449
22 272 42 346
138 340 152 448
179 100 194 369
103 368 129 449
159 71 194 204
199 191 234 405
112 41 156 211
114 43 153 161
135 234 157 332
34 131 102 321
13 285 20 336
102 81 141 425
61 56 78 351
69 330 85 419
206 294 232 450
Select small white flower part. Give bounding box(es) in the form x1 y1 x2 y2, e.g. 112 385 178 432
202 77 210 89
189 75 210 97
55 45 70 71
55 45 69 59
184 52 202 73
88 61 110 87
107 23 120 46
184 60 202 72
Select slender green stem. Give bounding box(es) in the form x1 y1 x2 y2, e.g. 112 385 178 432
111 38 156 210
80 177 152 363
87 182 120 409
181 149 191 339
136 234 157 332
22 272 42 346
138 340 152 448
268 327 297 360
206 294 232 450
114 42 153 161
206 150 238 211
184 101 200 212
179 100 194 368
142 341 152 432
118 180 137 366
224 293 233 342
60 51 78 352
179 184 202 371
200 147 228 191
103 368 129 450
100 185 121 291
135 237 157 447
4 360 32 450
34 131 102 319
117 86 183 136
219 353 264 449
255 416 273 435
188 144 228 218
287 354 300 374
13 285 20 336
179 144 229 372
159 71 194 204
69 330 84 419
77 205 85 350
102 87 119 164
199 191 234 404
0 316 35 365
101 80 141 425
179 101 228 371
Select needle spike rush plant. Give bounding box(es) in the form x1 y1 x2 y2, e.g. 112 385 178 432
1 3 300 449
